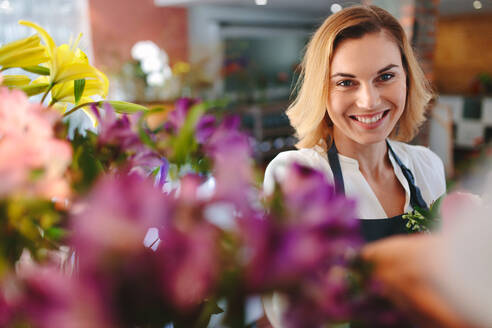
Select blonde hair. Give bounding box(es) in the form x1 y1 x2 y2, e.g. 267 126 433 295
288 5 433 149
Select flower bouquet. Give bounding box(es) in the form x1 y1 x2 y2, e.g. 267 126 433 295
0 21 429 328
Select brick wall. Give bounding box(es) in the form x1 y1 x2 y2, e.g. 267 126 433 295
88 0 188 73
412 0 440 83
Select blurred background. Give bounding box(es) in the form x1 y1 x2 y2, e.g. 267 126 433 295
1 0 491 183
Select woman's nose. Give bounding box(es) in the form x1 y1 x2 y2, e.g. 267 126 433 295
355 83 381 109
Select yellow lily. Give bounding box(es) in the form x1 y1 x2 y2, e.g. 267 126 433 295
16 76 50 97
50 79 108 126
19 20 108 102
49 46 109 103
0 34 49 71
51 78 108 105
50 47 108 125
0 75 31 87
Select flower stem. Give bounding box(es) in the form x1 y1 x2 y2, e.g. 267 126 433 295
63 101 101 117
40 82 54 104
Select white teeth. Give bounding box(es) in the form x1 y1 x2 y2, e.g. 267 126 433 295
354 112 384 124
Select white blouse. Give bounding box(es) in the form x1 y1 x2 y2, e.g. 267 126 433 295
263 140 446 219
262 140 447 328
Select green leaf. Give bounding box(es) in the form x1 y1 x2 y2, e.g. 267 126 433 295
137 120 157 149
22 65 50 75
20 82 50 96
1 75 30 87
44 227 68 240
70 131 104 193
193 298 224 328
73 79 86 104
172 102 208 165
136 106 167 149
107 101 148 114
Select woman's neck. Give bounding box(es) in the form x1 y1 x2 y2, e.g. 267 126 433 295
332 129 391 178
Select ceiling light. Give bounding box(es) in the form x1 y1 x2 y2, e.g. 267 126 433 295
473 0 482 9
255 0 267 5
330 3 342 13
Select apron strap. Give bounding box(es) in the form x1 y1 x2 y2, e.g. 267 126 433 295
386 140 429 211
327 141 345 195
327 140 429 211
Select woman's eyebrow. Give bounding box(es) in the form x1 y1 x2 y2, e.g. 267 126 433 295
331 64 399 79
330 72 356 78
377 64 398 73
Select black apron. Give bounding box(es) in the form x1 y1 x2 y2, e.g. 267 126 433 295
327 140 429 243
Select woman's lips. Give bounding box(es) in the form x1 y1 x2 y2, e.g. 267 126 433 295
349 110 390 128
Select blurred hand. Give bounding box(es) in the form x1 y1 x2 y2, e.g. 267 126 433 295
361 234 474 328
256 315 274 328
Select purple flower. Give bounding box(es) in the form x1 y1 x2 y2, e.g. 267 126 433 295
201 115 255 214
0 289 11 327
241 163 363 324
67 173 188 325
167 98 199 132
154 157 170 188
93 103 140 151
195 114 216 144
178 173 204 203
92 103 163 176
240 216 344 291
7 265 111 328
283 163 360 233
156 222 220 310
69 171 222 317
128 149 165 177
203 115 251 158
70 173 171 271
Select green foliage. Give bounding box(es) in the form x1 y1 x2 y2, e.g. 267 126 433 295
107 100 148 114
22 65 50 75
73 79 85 104
70 131 104 194
402 197 442 233
172 102 207 166
0 197 67 275
20 82 50 96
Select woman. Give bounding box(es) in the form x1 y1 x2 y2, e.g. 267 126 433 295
264 5 445 241
262 5 446 327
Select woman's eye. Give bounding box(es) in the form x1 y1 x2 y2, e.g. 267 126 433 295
337 80 354 87
378 73 394 82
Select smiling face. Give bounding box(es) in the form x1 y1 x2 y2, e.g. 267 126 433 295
328 30 407 147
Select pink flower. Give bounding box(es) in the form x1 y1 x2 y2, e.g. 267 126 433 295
166 98 200 132
0 87 71 199
441 191 483 230
195 114 216 144
92 104 163 177
4 264 112 328
156 223 220 310
70 173 168 269
204 115 255 214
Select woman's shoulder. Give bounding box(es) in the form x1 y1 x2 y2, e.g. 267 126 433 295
263 147 328 194
268 147 325 165
389 140 446 198
389 140 443 167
